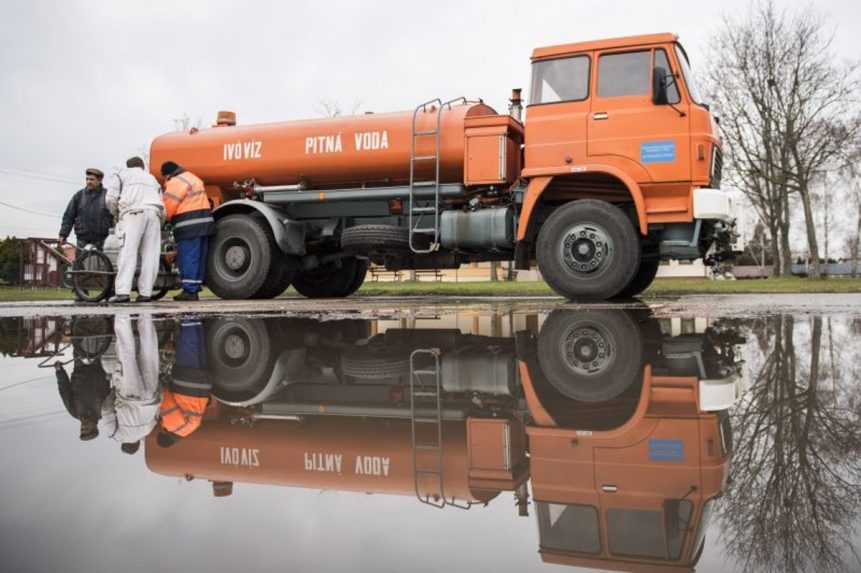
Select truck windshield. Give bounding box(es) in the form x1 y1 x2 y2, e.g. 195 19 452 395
607 500 693 560
674 44 705 106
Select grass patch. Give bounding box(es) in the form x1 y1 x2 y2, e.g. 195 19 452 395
3 276 860 302
0 287 76 302
643 276 861 295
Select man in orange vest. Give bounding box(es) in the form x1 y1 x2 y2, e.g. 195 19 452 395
156 317 211 447
160 161 215 302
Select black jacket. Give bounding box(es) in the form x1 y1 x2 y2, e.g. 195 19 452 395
59 186 114 240
56 361 111 421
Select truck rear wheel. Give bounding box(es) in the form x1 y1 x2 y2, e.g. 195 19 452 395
614 258 659 298
536 200 640 300
252 261 297 299
293 256 368 298
207 214 283 300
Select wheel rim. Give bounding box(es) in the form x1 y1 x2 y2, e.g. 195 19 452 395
218 238 253 278
223 332 249 363
558 222 614 278
558 321 616 377
210 321 264 391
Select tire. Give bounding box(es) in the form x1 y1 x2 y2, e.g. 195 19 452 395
59 262 74 289
206 318 277 401
341 258 369 297
293 256 367 298
614 259 660 298
537 309 643 403
341 225 411 255
206 214 284 300
536 200 641 300
70 316 113 360
341 351 411 379
252 261 297 299
72 249 114 302
150 258 173 301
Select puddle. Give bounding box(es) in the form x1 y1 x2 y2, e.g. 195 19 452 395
1 307 859 572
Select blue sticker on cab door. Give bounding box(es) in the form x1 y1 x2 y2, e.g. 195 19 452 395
641 141 676 163
649 439 685 462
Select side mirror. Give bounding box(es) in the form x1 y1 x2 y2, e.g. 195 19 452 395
653 66 669 105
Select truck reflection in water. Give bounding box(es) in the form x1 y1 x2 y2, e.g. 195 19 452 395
136 309 743 572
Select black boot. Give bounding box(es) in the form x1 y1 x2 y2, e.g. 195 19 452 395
173 291 199 302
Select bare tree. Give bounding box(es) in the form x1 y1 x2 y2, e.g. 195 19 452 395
173 112 203 132
717 315 861 572
843 148 861 277
705 3 794 276
706 1 860 278
772 7 860 278
317 97 364 118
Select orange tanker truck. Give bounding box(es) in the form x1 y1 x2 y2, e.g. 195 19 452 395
149 33 734 300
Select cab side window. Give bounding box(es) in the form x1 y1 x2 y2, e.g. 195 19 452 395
598 50 650 97
530 55 590 104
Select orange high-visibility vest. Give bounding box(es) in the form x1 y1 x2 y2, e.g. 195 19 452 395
159 387 209 438
163 170 214 239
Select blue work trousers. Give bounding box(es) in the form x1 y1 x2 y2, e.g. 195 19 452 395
177 236 209 293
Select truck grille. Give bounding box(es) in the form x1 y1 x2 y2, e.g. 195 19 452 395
710 146 723 189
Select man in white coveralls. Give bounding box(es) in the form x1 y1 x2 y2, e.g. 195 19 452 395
101 314 162 454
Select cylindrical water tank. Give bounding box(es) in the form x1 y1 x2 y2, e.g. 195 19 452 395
149 102 498 191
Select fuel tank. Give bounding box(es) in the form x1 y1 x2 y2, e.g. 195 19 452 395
149 102 505 191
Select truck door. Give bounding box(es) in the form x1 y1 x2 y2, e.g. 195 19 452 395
524 53 592 171
587 47 691 183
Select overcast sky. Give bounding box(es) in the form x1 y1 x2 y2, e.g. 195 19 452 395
1 0 859 240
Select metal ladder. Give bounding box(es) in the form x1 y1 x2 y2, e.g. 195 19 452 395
410 348 445 507
409 348 472 510
408 97 467 253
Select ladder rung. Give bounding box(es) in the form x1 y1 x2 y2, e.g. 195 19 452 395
415 444 439 451
413 417 440 423
411 206 437 214
415 469 442 475
413 370 439 376
413 155 437 161
412 227 436 234
412 391 438 397
412 181 438 187
414 130 437 136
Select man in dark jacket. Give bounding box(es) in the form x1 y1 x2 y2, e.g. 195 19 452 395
55 356 111 441
58 168 114 250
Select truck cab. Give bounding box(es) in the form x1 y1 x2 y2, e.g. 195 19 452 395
517 33 734 299
519 309 739 571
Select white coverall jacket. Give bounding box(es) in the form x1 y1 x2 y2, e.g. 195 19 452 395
102 315 161 444
105 167 165 297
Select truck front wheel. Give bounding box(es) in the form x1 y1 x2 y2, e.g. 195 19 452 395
614 258 660 298
207 214 282 300
536 200 640 300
